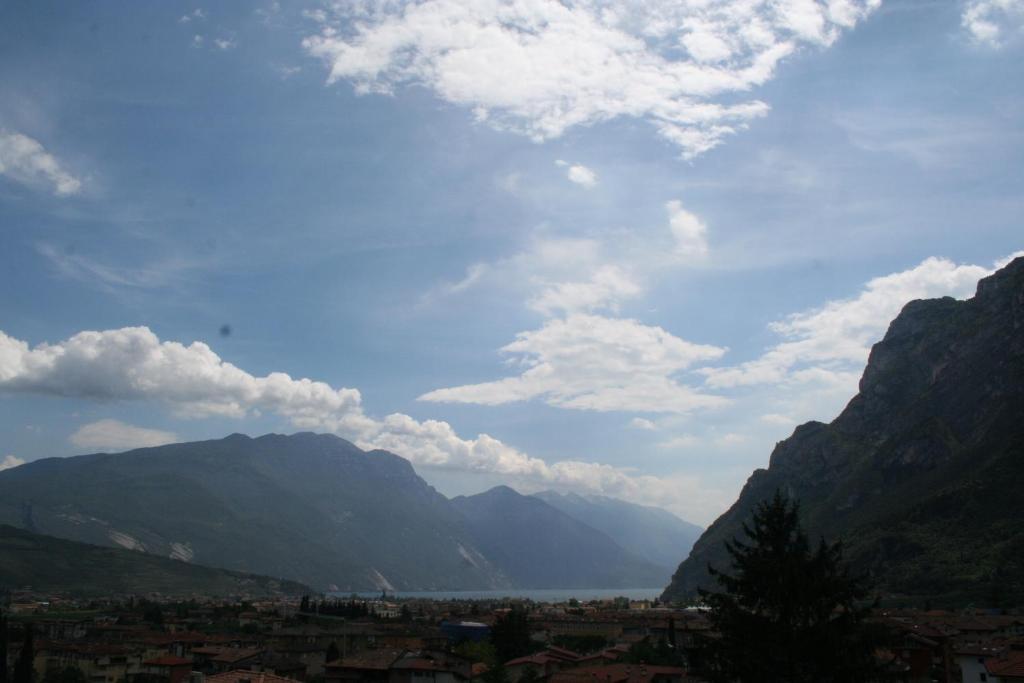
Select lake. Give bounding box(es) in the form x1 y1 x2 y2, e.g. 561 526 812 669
331 588 664 602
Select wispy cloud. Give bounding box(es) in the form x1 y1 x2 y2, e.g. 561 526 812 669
0 130 82 196
70 419 179 452
701 254 1020 392
420 314 728 414
962 0 1024 47
37 243 211 293
302 0 879 159
179 8 206 23
0 455 25 472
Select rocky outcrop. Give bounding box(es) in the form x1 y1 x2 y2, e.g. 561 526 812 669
662 257 1024 606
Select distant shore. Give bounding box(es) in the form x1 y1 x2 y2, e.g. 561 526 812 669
332 587 664 602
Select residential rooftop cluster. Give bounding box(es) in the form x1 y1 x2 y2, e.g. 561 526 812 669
2 591 1024 682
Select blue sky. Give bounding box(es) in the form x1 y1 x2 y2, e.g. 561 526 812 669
1 0 1022 524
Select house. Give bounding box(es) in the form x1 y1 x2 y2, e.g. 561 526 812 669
504 647 581 681
136 655 194 683
985 650 1024 682
204 670 302 683
324 649 405 682
387 651 473 682
548 664 690 682
191 648 263 674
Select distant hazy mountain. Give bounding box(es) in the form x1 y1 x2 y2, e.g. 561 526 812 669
532 490 703 574
0 432 509 592
664 256 1024 606
0 524 310 597
451 486 667 588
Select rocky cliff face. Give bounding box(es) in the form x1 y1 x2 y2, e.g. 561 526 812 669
662 257 1024 606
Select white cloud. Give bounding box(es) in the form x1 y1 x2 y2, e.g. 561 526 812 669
701 255 1009 390
302 0 879 159
715 432 748 446
0 130 81 196
214 38 237 51
179 8 205 23
629 417 656 430
70 419 179 452
528 265 641 316
37 243 209 292
420 314 728 413
0 324 724 522
962 0 1024 46
193 35 205 47
557 161 598 188
760 412 796 426
0 455 25 472
666 200 709 260
658 434 700 449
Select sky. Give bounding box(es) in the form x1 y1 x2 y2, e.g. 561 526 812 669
0 0 1022 526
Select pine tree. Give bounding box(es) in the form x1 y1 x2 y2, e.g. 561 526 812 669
698 491 887 682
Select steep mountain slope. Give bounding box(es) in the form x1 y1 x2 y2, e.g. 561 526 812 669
0 433 508 592
663 256 1024 606
533 490 703 576
452 486 667 588
0 524 310 597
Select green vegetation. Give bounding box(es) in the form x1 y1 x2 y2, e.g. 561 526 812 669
666 258 1024 607
698 493 886 682
0 525 309 597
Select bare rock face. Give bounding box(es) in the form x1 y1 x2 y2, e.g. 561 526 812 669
662 257 1024 606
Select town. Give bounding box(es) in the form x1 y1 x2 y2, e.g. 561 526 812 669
2 590 1023 683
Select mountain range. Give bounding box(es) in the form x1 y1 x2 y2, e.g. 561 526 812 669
532 490 703 573
452 486 668 588
663 256 1024 606
0 524 310 597
0 432 699 592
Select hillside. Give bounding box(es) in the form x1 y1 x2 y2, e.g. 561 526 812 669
663 256 1024 606
532 490 703 577
452 486 667 589
0 524 310 597
0 432 508 592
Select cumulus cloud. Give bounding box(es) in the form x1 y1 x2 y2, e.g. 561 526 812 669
701 255 1013 391
0 324 724 521
666 200 709 260
0 455 25 472
0 131 82 196
302 0 879 158
420 314 728 413
962 0 1024 46
528 265 642 316
556 159 598 187
629 417 657 430
69 419 179 452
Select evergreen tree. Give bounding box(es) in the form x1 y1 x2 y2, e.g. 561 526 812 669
490 610 534 664
698 491 886 683
325 641 339 663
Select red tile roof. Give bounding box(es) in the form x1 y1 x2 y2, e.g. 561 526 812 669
206 671 300 683
143 656 193 667
549 664 689 683
986 650 1024 678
